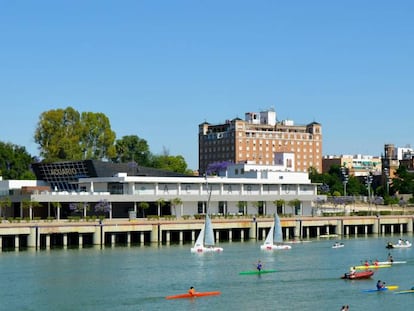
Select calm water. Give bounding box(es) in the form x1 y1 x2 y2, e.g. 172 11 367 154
1 235 413 311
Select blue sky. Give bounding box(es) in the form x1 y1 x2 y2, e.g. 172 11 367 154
1 0 413 170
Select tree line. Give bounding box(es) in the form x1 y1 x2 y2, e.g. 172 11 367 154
0 107 191 179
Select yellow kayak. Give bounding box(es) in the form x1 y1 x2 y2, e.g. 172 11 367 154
354 264 391 270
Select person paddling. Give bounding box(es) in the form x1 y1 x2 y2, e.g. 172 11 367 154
376 280 385 290
188 286 196 296
256 260 263 272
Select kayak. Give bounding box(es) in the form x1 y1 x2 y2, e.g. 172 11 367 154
166 291 221 299
394 290 414 295
239 269 277 275
377 261 407 265
354 264 391 269
362 285 398 293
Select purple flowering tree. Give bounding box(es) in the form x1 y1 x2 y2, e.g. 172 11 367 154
206 161 232 176
94 199 111 218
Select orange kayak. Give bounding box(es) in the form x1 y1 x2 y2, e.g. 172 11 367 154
166 291 221 299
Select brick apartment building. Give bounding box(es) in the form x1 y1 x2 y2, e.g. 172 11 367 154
198 109 322 175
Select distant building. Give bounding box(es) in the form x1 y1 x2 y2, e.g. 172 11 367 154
198 108 322 175
322 154 381 177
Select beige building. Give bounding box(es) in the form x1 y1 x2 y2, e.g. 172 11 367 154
322 154 382 177
198 109 322 175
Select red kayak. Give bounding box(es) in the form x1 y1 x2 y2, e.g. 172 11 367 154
341 270 374 279
166 291 221 299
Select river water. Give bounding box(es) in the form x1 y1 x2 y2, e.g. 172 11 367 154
0 235 413 311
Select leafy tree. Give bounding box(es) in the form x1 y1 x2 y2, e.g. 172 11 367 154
113 135 151 166
79 112 116 160
170 197 182 216
392 166 414 194
273 199 285 215
151 150 189 174
287 199 301 215
34 107 116 161
138 202 150 217
22 199 42 219
0 197 11 218
156 198 166 216
94 199 111 214
0 142 36 179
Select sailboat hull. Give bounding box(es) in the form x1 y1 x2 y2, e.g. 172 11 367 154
190 246 223 253
260 244 292 250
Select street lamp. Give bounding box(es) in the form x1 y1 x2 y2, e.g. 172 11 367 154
383 168 390 195
341 166 349 197
365 173 373 214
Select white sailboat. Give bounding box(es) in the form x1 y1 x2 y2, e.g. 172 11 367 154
190 176 223 253
190 213 223 253
260 213 292 250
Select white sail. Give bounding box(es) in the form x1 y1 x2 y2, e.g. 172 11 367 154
260 213 291 250
273 213 283 243
193 225 205 248
203 214 215 246
263 224 274 246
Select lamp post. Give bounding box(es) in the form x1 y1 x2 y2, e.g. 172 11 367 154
365 174 373 215
383 168 390 195
341 166 349 197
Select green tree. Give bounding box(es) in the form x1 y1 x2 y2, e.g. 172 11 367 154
138 202 150 217
273 199 285 215
80 112 116 160
34 107 116 161
392 166 414 194
0 197 11 218
170 197 182 216
156 198 166 216
0 142 36 179
287 199 301 216
114 135 151 166
22 199 42 219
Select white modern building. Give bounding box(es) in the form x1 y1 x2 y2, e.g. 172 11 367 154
1 160 325 219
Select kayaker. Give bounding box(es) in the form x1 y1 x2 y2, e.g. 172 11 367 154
387 253 394 263
256 260 263 271
364 260 369 267
376 280 385 290
349 266 356 276
188 286 196 296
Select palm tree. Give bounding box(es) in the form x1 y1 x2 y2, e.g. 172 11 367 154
51 202 61 220
138 202 150 217
22 199 42 220
170 197 182 217
237 201 246 215
156 198 166 217
273 199 285 215
0 197 11 218
288 199 301 216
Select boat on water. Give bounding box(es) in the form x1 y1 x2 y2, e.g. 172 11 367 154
386 240 412 249
341 270 374 280
260 213 292 251
190 176 223 253
239 269 277 275
332 242 344 248
354 264 391 270
377 261 407 265
190 213 223 253
166 291 221 299
362 285 399 292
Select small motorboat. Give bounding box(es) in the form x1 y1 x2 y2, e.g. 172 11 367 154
386 240 412 249
332 242 344 248
341 270 374 280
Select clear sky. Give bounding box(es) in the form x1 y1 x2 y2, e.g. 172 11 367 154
1 0 413 170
